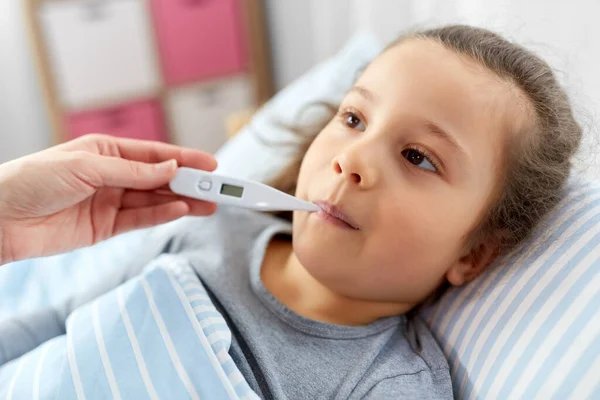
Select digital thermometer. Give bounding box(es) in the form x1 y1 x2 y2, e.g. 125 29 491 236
169 167 320 212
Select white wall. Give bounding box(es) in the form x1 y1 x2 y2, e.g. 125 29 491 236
265 0 600 176
266 0 600 114
0 0 52 163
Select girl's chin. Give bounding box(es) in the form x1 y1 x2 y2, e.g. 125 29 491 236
293 239 347 274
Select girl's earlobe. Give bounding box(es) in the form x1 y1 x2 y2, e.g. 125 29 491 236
446 237 501 286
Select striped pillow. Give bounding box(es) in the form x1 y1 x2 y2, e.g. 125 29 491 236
421 176 600 399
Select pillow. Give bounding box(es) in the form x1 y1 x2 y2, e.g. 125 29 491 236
422 177 600 399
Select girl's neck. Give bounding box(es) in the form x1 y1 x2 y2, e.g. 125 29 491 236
261 238 409 326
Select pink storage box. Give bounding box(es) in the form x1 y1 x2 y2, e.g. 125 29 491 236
66 99 167 142
150 0 247 85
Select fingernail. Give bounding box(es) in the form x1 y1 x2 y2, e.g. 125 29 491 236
156 159 177 172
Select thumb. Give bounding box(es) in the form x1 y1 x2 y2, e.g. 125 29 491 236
89 155 178 190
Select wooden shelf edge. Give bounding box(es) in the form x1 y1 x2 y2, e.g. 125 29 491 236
23 0 66 145
243 0 274 105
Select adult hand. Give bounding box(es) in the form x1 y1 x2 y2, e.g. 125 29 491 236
0 134 218 265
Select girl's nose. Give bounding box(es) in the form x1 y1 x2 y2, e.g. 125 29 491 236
331 149 379 189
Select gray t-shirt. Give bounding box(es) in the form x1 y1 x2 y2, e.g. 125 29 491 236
0 207 452 399
161 207 452 399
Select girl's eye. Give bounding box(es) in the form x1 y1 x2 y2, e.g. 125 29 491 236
401 148 438 172
344 113 366 131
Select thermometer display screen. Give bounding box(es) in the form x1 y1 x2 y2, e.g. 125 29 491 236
220 184 244 198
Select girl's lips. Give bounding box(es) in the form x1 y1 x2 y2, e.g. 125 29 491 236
313 201 360 230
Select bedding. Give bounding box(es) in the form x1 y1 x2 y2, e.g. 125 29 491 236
0 254 258 400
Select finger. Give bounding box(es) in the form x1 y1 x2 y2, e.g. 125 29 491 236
186 199 217 216
155 184 174 192
121 191 179 208
114 201 190 235
121 190 217 215
96 135 218 171
87 154 178 190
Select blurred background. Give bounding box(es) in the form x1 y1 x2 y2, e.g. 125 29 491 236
1 0 599 173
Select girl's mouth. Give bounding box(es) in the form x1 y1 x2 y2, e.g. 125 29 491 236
313 201 360 230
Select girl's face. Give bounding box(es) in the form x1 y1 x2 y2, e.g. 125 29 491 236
293 39 528 308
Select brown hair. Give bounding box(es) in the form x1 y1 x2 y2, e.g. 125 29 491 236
266 25 582 254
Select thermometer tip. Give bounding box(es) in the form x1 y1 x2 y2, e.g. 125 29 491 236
308 202 321 212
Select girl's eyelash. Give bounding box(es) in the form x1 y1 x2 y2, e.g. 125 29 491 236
404 144 443 174
337 107 367 125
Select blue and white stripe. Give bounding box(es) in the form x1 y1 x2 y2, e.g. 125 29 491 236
423 178 600 399
0 254 259 400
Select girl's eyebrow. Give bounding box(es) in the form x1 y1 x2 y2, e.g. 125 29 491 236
423 121 469 160
348 86 377 103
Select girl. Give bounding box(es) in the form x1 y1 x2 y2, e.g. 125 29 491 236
0 25 582 399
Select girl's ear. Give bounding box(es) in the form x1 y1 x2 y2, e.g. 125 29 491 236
446 237 501 286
